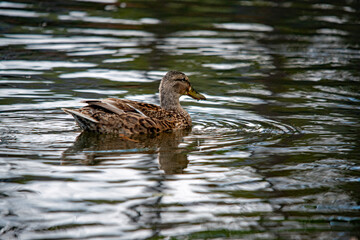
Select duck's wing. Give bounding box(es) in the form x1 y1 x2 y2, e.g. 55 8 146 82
63 98 183 134
81 99 126 115
88 98 177 120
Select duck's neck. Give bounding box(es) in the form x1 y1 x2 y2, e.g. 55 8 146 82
160 89 183 111
159 86 192 126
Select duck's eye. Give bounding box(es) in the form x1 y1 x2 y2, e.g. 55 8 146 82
176 78 187 82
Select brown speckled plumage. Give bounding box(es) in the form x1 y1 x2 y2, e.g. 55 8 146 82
63 71 206 135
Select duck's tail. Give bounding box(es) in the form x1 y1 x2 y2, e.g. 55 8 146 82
62 108 98 131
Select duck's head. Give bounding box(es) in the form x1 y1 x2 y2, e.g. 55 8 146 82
159 71 206 103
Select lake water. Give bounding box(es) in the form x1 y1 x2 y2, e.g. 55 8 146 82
1 0 360 239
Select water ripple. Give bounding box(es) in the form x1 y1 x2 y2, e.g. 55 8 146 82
1 0 359 239
0 60 96 70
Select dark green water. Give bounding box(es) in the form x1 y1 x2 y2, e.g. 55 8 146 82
1 0 360 239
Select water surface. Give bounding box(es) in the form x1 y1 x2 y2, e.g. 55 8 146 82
1 0 360 239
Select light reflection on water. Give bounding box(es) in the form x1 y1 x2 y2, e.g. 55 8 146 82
1 0 360 239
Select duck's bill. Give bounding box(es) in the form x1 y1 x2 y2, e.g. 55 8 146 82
187 86 206 100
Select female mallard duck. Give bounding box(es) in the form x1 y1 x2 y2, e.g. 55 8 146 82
62 71 206 135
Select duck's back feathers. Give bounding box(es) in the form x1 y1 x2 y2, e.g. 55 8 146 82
63 98 191 135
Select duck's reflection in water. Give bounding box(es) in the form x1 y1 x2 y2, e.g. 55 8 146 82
62 129 191 174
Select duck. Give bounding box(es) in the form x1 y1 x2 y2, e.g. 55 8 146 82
62 71 206 135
